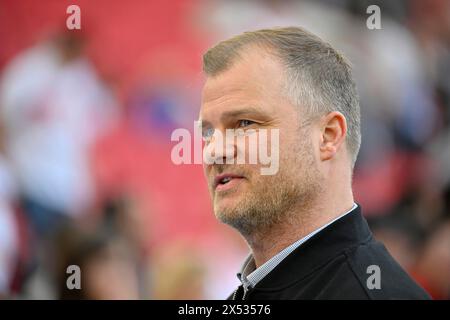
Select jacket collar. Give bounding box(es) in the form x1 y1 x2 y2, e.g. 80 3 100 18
251 205 373 292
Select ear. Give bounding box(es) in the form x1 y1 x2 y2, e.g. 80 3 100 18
319 111 347 162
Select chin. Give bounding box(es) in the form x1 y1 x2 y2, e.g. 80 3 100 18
214 200 239 219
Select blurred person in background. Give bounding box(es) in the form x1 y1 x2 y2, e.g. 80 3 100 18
98 196 154 298
0 31 119 297
0 32 118 238
411 220 450 300
0 160 18 297
53 221 140 300
151 241 206 300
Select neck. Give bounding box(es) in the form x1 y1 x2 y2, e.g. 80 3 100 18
244 188 355 268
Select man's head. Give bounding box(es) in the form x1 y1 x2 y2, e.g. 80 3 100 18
200 27 360 236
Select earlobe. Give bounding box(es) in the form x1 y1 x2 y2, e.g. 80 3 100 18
319 142 337 162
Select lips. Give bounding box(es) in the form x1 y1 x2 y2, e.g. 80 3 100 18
213 173 245 191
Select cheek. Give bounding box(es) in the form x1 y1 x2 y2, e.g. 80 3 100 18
278 131 297 160
202 165 214 188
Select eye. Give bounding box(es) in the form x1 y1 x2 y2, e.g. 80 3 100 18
202 127 214 141
238 119 255 128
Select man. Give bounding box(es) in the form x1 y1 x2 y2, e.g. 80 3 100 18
199 27 430 300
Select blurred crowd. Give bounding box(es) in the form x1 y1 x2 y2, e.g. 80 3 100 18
0 0 449 299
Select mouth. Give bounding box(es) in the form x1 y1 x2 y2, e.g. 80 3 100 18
213 173 245 192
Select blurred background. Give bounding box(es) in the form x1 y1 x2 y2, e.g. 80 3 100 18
0 0 449 300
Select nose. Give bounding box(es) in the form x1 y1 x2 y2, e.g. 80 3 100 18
203 129 236 165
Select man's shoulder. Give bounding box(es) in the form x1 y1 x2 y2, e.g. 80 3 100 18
278 238 431 300
235 206 432 300
341 239 431 300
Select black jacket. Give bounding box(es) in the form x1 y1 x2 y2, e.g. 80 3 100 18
229 205 430 300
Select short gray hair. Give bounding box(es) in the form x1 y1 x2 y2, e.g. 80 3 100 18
203 26 361 167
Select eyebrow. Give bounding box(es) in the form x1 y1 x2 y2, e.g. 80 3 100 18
198 106 268 128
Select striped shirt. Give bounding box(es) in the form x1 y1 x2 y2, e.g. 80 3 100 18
237 203 358 292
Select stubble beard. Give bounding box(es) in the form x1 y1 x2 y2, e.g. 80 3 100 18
213 136 323 237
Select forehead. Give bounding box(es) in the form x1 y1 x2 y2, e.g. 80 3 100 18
200 47 287 121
